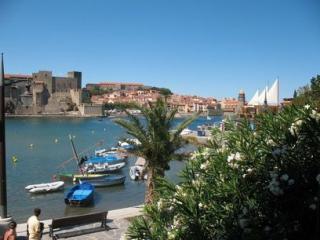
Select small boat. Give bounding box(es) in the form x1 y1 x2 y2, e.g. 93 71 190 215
25 181 64 194
129 157 147 181
58 173 108 182
64 182 94 206
129 166 146 180
84 161 126 174
94 148 128 159
180 128 193 136
80 174 126 187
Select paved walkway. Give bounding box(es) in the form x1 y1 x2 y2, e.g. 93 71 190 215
15 205 143 240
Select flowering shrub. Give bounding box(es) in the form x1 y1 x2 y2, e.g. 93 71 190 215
126 105 320 239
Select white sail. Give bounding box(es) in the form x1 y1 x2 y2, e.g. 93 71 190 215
248 89 260 105
257 87 268 105
266 79 279 105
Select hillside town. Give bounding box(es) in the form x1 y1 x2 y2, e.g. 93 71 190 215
4 70 291 118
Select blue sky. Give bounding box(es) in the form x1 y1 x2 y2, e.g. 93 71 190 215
0 0 319 100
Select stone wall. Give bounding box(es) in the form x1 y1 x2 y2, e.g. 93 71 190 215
78 103 103 116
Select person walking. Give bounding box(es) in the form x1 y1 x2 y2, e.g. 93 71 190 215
2 221 17 240
27 208 43 240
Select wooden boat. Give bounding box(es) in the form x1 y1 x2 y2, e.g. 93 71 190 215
58 173 108 182
64 182 94 206
80 174 125 187
25 181 64 194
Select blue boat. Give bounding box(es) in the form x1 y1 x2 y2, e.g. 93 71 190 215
64 182 94 206
86 154 126 165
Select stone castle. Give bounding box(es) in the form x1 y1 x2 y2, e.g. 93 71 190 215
4 70 100 115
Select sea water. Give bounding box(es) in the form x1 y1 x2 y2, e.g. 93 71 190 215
5 116 221 222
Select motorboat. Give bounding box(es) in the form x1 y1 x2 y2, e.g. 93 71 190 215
129 157 147 181
25 181 64 194
64 182 94 206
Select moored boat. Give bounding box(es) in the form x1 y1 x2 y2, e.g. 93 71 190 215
84 161 126 174
64 182 94 206
58 173 108 182
129 157 147 181
80 174 126 187
25 181 65 194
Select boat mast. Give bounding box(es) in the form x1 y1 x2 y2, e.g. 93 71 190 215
0 53 8 218
69 135 84 175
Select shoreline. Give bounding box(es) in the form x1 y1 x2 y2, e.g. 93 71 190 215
15 205 143 237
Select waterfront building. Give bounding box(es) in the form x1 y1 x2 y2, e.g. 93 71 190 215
86 82 144 91
4 71 88 115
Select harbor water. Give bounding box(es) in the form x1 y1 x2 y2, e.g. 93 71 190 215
6 116 221 222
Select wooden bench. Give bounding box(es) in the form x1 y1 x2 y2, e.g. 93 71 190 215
49 211 109 239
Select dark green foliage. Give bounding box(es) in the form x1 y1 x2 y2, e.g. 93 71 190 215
126 105 320 239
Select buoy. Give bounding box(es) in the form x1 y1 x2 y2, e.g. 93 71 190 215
29 143 34 148
12 156 18 163
54 138 59 143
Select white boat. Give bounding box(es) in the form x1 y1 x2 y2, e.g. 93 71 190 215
129 165 146 180
129 157 147 180
25 181 65 194
84 161 126 174
180 128 193 136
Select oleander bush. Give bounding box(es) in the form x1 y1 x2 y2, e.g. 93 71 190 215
126 104 320 240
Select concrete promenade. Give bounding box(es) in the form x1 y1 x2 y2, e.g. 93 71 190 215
15 205 143 240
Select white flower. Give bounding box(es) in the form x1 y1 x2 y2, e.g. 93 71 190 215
267 139 276 146
247 168 253 173
235 152 242 161
175 185 181 191
316 174 320 184
280 174 289 181
310 110 320 121
304 104 310 110
288 179 295 185
200 161 209 170
309 204 317 210
295 119 303 127
289 125 297 135
157 198 164 210
198 202 203 208
242 174 247 178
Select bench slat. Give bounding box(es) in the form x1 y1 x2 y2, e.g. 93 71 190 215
49 211 108 239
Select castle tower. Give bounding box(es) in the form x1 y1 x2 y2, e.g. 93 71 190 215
238 89 245 106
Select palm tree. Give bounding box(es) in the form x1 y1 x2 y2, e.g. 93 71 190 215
114 98 197 203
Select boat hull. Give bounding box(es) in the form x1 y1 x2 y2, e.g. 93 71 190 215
64 182 94 207
26 181 65 194
85 162 126 174
82 175 126 187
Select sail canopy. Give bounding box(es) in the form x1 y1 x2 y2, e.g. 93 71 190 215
248 90 260 105
248 79 279 106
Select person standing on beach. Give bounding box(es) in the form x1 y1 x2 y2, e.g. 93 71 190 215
2 221 17 240
27 208 43 240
